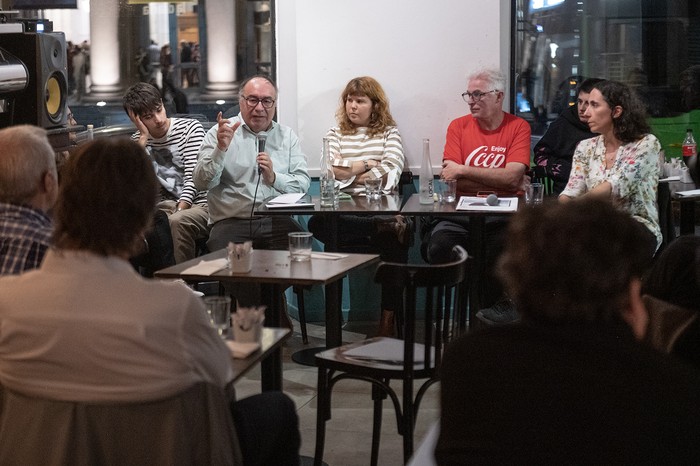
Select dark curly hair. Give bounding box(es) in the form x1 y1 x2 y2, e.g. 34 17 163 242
593 80 650 143
336 76 396 138
123 82 163 117
497 198 653 324
52 138 158 257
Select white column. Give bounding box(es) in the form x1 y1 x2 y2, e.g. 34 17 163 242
203 0 237 97
87 0 123 97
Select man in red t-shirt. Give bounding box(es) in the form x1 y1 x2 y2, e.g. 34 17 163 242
423 68 530 316
441 69 531 195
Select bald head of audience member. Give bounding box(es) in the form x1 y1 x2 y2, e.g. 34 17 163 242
0 125 58 213
52 137 158 258
497 198 654 338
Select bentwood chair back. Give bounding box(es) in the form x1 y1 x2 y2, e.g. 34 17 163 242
313 246 468 466
0 382 242 465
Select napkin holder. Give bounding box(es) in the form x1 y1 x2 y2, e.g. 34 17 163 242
231 306 265 343
232 321 263 343
227 241 253 273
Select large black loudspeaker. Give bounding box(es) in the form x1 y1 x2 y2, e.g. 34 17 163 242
1 32 68 128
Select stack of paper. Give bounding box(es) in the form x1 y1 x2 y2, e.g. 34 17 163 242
676 189 700 197
265 193 314 208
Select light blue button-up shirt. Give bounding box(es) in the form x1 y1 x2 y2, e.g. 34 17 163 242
194 114 310 223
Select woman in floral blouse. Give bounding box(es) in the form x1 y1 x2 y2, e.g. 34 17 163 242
560 80 661 256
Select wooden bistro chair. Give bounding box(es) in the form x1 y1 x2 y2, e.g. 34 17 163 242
313 246 468 466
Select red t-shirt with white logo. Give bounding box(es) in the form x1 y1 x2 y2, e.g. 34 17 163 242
443 112 531 195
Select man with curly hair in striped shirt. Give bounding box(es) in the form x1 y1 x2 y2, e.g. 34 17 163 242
123 82 208 264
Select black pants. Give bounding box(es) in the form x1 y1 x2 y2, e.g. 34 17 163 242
424 217 507 309
129 210 175 277
231 391 301 466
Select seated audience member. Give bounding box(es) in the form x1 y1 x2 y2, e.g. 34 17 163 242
642 235 700 368
123 82 209 264
560 80 662 257
0 138 300 465
308 76 408 336
532 78 604 194
194 75 310 310
0 125 58 275
436 199 700 465
422 68 530 323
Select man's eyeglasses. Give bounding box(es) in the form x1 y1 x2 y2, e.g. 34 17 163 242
241 95 276 109
461 90 498 102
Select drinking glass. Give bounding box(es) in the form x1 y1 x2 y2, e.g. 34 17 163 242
365 178 382 201
204 296 231 338
289 232 313 261
526 182 544 205
437 179 457 204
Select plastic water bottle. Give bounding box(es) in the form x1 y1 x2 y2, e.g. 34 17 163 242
320 137 337 208
419 138 434 204
682 128 696 161
682 128 699 186
86 124 94 141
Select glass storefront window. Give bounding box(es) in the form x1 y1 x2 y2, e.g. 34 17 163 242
514 0 700 157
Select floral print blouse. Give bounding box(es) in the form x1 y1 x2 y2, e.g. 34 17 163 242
561 134 662 250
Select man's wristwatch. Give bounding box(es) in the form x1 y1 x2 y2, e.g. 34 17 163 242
363 160 370 172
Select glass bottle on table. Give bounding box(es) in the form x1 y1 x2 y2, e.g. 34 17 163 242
320 137 337 208
419 138 434 204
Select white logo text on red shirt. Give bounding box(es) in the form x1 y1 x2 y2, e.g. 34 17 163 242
464 145 507 168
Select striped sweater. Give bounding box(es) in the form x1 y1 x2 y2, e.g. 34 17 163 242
131 117 207 206
325 126 405 193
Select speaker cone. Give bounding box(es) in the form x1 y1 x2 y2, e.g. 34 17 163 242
45 71 66 124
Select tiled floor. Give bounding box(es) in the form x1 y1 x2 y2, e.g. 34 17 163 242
234 321 440 466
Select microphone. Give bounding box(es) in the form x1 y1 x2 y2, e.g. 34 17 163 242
486 193 499 206
256 132 267 175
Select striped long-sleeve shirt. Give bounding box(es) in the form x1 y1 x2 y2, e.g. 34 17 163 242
132 117 207 206
325 126 405 194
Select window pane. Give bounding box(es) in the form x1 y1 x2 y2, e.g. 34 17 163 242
514 0 700 160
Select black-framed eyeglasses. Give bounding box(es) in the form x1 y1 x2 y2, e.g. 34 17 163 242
461 90 498 102
241 95 276 109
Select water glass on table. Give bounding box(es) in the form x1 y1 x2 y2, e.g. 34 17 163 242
204 296 231 338
289 232 313 261
365 178 382 202
436 179 457 204
526 182 544 205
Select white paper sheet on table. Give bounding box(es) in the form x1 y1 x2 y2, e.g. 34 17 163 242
343 338 433 364
310 252 348 260
226 340 260 359
268 193 306 204
455 196 518 212
265 193 314 208
676 188 700 197
180 258 228 275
